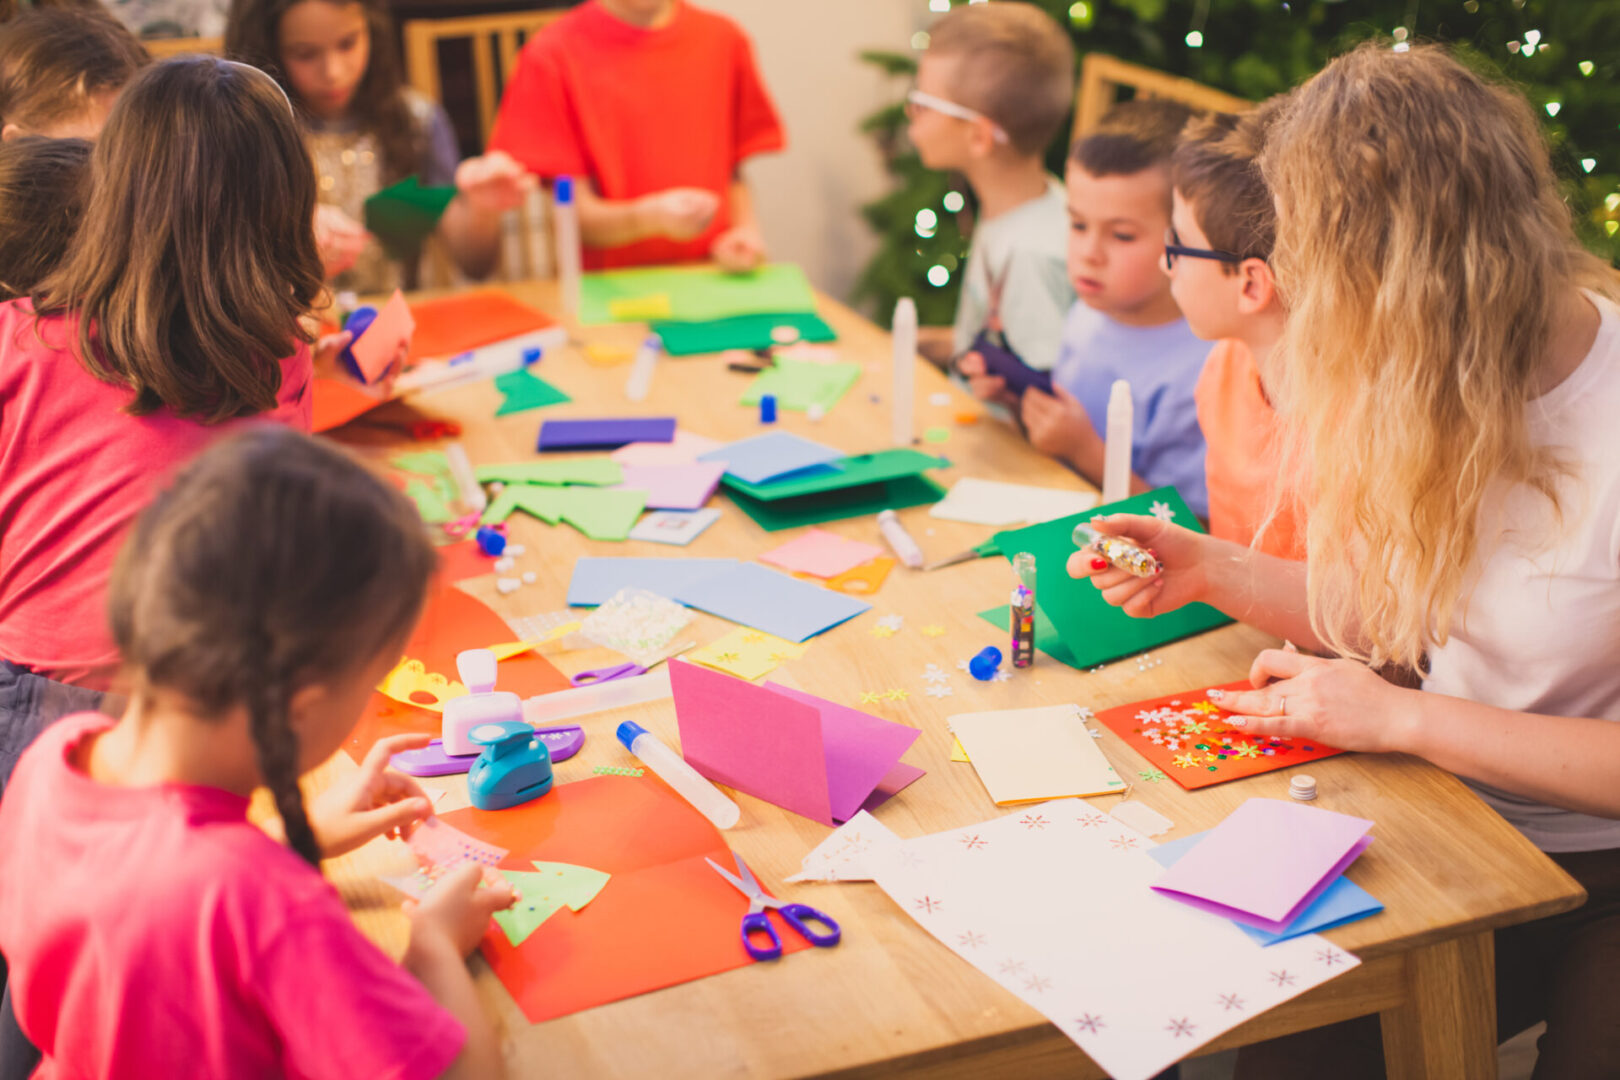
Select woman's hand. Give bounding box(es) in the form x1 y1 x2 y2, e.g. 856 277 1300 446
307 733 435 858
1211 649 1422 755
1066 513 1212 618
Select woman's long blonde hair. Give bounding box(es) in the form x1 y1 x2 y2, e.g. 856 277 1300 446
1260 42 1616 673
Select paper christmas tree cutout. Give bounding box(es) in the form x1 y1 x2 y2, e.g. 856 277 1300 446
493 861 612 947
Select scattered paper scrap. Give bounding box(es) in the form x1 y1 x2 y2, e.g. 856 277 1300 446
1109 800 1175 837
494 368 571 415
783 810 904 883
688 627 807 681
377 658 466 713
629 508 721 545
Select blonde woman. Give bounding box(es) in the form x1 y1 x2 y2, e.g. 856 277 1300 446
1072 44 1620 1077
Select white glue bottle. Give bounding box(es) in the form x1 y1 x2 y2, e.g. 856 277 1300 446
616 721 740 829
553 176 582 317
1102 378 1133 506
891 297 917 447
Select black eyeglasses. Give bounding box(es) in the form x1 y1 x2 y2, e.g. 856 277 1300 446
1163 226 1243 269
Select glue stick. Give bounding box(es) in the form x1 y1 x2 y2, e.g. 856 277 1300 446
891 297 917 447
616 722 740 829
554 176 582 317
625 334 660 402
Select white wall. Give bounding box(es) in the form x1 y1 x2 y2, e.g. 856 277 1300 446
698 0 930 306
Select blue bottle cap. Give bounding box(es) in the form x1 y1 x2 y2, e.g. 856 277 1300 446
760 393 777 424
555 175 574 203
522 346 543 366
968 646 1002 681
616 721 647 751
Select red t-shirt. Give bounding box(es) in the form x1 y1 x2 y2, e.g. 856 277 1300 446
489 0 785 269
0 712 465 1080
0 300 312 689
1194 338 1306 560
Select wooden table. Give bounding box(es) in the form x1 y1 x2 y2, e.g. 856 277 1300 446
319 280 1584 1079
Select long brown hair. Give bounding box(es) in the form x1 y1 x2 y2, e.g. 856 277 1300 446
0 135 89 300
34 56 324 424
1258 43 1618 671
0 6 148 134
107 426 438 867
225 0 420 184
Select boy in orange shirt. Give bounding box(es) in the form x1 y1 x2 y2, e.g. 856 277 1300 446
488 0 784 271
1165 105 1303 557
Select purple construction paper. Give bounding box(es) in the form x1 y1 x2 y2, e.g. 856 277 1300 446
858 763 928 815
537 417 676 451
615 462 725 510
1154 836 1373 935
768 683 920 822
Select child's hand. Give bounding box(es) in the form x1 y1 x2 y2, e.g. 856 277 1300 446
407 862 518 959
1021 384 1098 462
956 351 1016 408
454 150 533 216
314 203 368 279
710 223 766 272
1066 514 1212 618
307 733 434 858
311 329 406 400
640 187 720 241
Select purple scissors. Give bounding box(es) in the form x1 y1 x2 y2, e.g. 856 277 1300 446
705 851 841 961
568 660 647 687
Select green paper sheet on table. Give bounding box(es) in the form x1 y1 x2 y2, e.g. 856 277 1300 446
494 368 571 416
739 358 861 413
988 487 1232 668
482 483 646 540
363 175 456 260
578 263 817 325
652 311 837 356
728 474 946 532
719 448 947 501
475 460 622 486
392 451 457 524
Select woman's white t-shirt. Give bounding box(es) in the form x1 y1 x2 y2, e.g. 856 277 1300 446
1424 292 1620 852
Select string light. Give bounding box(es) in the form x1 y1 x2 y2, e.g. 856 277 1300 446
943 191 965 213
914 208 938 238
1067 1 1092 28
1605 193 1619 211
927 265 950 287
1582 158 1597 173
1186 30 1204 48
1546 101 1561 117
928 0 950 10
1580 60 1596 76
1463 0 1478 10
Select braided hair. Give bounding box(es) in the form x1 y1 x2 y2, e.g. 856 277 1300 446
107 427 438 867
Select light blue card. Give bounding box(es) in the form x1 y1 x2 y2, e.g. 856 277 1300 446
567 557 739 606
1149 830 1383 945
673 562 870 643
699 432 844 485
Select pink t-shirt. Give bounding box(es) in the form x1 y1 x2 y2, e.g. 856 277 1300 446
0 712 466 1080
0 300 313 689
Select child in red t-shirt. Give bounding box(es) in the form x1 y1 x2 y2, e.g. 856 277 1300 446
489 0 785 271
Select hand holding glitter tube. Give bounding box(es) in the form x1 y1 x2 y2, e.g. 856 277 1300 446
1072 521 1162 578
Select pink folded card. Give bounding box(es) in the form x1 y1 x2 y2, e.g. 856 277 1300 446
669 660 923 825
615 462 725 511
350 288 414 383
1151 798 1374 934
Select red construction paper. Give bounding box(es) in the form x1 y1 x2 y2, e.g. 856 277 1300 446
1094 680 1345 791
311 377 386 432
408 290 558 362
435 539 496 584
343 583 570 761
441 775 811 1023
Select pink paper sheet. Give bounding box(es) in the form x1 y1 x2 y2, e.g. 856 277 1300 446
615 462 725 510
1151 798 1375 933
610 430 725 467
669 660 922 825
758 529 886 579
350 289 415 383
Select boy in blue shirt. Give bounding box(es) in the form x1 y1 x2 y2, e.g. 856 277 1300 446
963 100 1210 518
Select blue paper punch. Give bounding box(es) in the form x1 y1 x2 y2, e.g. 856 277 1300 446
468 720 554 811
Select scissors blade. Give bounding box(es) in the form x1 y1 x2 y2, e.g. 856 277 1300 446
704 856 755 898
732 852 774 902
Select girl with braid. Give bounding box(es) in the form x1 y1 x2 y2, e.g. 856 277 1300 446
0 427 515 1079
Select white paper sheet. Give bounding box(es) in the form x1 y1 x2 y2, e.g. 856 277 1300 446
870 802 1360 1080
949 704 1124 803
928 478 1099 527
783 810 903 883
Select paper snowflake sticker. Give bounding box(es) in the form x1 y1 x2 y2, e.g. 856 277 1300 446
924 684 954 698
1149 500 1175 522
876 614 905 631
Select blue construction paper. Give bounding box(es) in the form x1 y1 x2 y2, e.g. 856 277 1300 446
673 562 870 643
538 417 677 451
567 557 740 607
1149 830 1383 945
699 432 844 485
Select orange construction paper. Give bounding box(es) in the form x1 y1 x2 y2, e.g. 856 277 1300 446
791 556 895 596
1094 680 1345 791
311 377 387 432
408 290 559 362
441 775 811 1023
343 583 571 761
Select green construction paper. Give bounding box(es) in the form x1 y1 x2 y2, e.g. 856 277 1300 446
403 478 454 524
475 459 622 486
653 311 837 356
578 263 817 325
363 175 457 260
492 871 571 947
988 487 1232 668
494 369 572 416
392 451 458 524
482 483 646 540
739 358 861 413
719 449 947 502
977 604 1081 668
727 474 947 532
924 427 950 443
527 861 611 911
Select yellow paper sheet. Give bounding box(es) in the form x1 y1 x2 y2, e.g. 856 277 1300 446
948 704 1124 804
687 627 807 682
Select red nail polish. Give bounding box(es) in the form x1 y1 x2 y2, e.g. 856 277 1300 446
1090 557 1109 571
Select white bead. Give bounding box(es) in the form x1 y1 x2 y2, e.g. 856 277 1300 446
506 544 527 556
496 578 521 595
522 572 537 584
494 557 515 573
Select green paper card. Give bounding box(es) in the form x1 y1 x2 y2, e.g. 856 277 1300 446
988 487 1231 668
740 358 861 413
719 449 947 502
977 604 1081 668
494 369 572 416
653 311 837 356
578 263 817 325
363 175 456 260
482 484 646 540
475 459 622 486
727 474 946 532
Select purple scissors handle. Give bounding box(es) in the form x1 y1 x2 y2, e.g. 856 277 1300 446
706 853 842 962
740 911 783 960
569 660 647 687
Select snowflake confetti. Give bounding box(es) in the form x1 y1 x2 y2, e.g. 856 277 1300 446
1138 769 1167 783
1150 500 1175 522
885 687 910 702
869 625 896 639
876 614 905 631
991 669 1012 683
921 665 949 684
1087 728 1103 738
924 684 954 698
921 625 947 637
